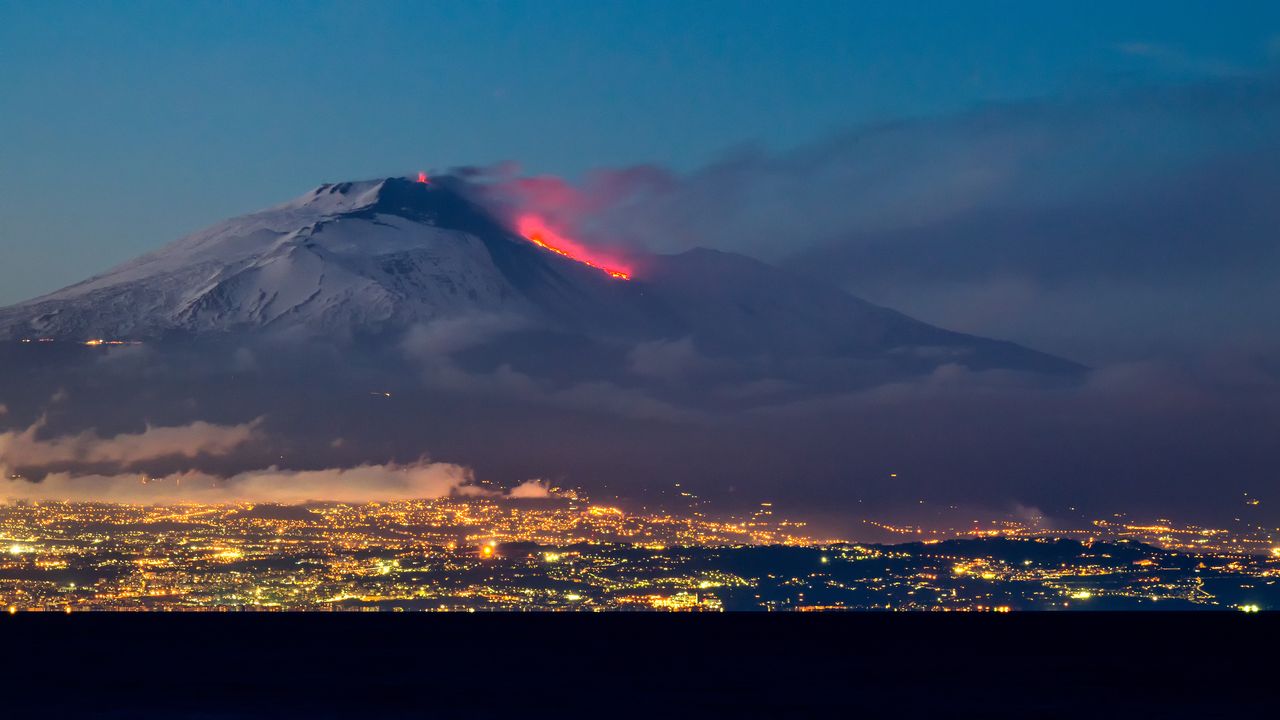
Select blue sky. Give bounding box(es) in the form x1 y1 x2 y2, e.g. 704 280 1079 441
1 0 1278 305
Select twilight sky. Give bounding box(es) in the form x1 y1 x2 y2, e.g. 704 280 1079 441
2 2 1280 526
3 0 1280 380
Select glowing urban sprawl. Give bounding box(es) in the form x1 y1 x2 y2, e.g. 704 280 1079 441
1 494 1276 612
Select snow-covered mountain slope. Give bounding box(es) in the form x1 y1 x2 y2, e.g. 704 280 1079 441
0 176 1082 376
0 180 536 340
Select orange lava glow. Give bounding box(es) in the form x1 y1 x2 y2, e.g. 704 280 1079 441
515 215 631 280
417 171 430 184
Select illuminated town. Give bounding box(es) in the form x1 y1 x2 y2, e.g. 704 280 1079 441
2 489 1276 613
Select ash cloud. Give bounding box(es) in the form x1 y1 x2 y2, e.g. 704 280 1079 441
460 76 1280 365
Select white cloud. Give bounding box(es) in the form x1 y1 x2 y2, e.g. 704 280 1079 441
508 479 552 498
0 417 262 472
2 460 551 505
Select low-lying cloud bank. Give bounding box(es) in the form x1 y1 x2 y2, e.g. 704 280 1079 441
1 460 551 504
0 417 263 477
2 340 1277 525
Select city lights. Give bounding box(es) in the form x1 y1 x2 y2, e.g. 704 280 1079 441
0 497 1274 612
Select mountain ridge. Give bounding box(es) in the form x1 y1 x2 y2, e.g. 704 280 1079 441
0 176 1084 379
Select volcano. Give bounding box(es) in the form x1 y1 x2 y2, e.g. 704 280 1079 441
0 176 1082 384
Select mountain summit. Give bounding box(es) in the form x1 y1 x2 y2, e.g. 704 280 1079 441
1 178 540 340
0 176 1082 381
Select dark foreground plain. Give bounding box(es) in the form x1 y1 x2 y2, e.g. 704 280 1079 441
1 612 1274 718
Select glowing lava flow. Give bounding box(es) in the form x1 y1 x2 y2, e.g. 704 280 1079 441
516 215 631 280
417 171 430 184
